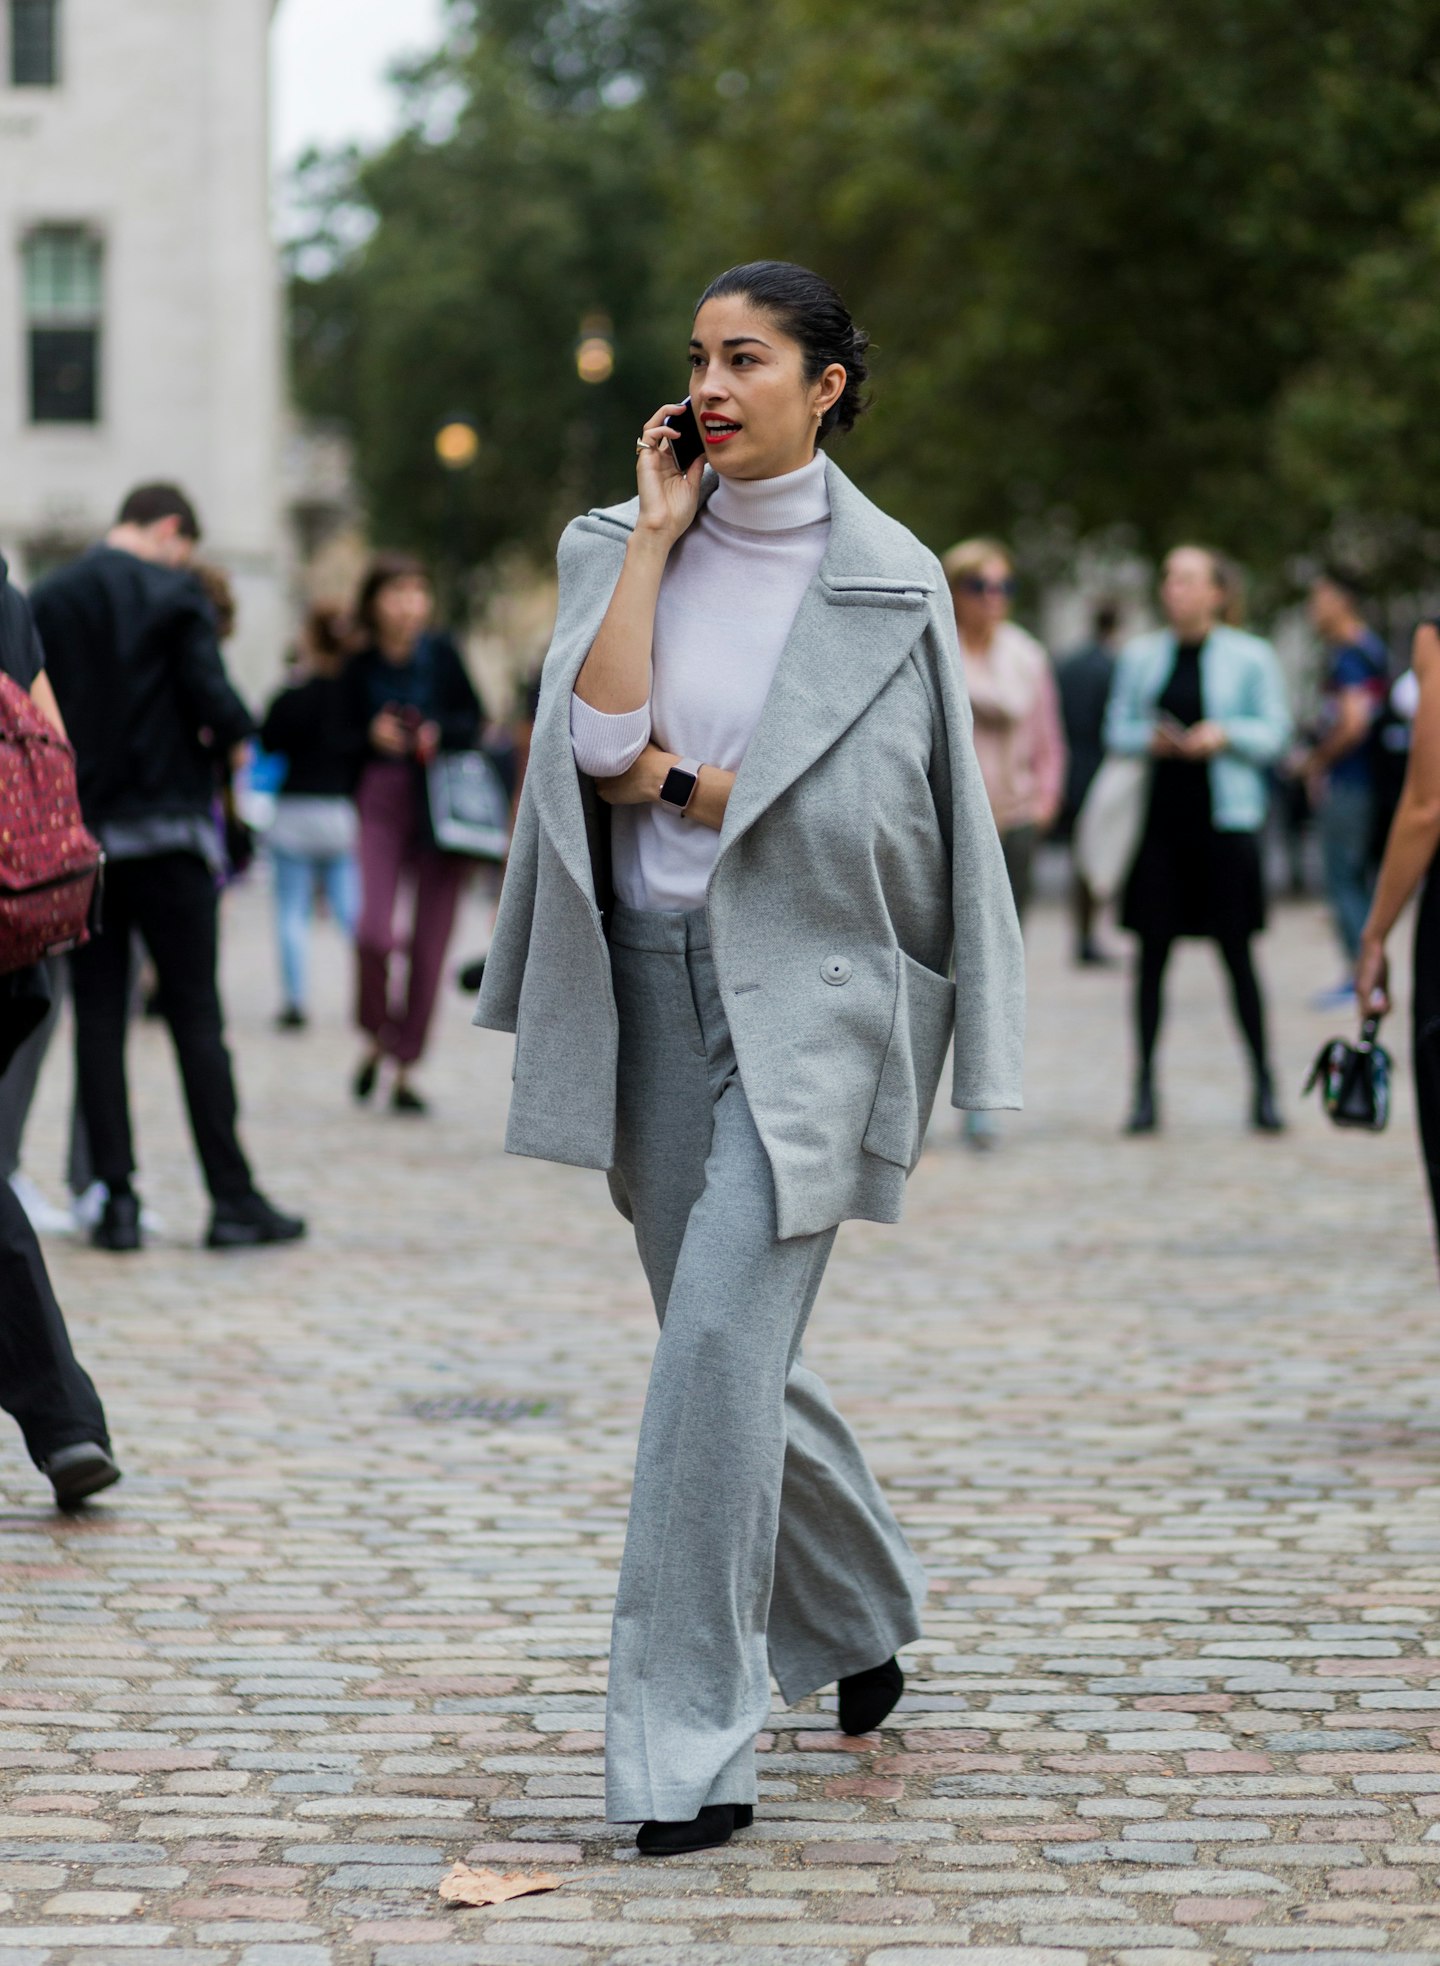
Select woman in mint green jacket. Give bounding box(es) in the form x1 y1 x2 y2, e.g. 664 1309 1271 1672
1105 545 1292 1133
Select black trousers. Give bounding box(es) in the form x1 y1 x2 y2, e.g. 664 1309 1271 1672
69 852 253 1202
0 1176 109 1467
1414 856 1440 1253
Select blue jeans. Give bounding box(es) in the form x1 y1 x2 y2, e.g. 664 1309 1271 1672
1318 779 1376 961
271 849 359 1013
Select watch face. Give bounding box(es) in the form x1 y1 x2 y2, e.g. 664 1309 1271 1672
660 766 698 810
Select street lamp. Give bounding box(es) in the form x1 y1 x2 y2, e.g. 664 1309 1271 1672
433 413 480 620
435 416 481 469
576 311 614 385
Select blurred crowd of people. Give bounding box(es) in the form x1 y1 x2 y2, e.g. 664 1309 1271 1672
3 470 1439 1510
10 486 1422 1241
0 481 513 1504
947 536 1431 1147
4 487 514 1258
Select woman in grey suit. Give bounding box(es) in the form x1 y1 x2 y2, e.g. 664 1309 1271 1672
475 262 1024 1854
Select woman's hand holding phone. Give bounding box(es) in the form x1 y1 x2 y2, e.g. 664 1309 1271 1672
577 403 703 713
634 401 705 547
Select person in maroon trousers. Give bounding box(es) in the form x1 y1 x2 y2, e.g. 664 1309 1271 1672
341 556 481 1114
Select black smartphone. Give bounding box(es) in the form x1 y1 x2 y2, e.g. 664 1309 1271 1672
662 398 704 472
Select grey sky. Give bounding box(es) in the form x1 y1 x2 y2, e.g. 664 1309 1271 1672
271 0 449 171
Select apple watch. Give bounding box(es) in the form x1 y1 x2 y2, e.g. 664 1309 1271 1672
657 756 702 815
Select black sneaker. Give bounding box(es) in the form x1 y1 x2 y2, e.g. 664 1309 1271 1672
42 1442 122 1510
457 957 487 994
276 1006 308 1031
206 1192 307 1249
92 1192 142 1253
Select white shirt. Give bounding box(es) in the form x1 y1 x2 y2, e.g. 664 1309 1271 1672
570 453 831 911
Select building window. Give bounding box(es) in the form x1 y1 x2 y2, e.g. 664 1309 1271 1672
10 0 59 86
24 227 101 423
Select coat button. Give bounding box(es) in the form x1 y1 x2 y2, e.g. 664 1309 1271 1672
820 956 852 986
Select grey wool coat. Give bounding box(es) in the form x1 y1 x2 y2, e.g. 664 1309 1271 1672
474 455 1025 1240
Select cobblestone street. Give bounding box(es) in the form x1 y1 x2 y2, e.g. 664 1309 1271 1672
3 872 1439 1966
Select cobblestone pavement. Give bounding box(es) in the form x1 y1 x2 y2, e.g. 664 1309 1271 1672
4 871 1439 1966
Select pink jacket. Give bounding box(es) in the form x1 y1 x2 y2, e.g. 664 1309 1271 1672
960 622 1067 834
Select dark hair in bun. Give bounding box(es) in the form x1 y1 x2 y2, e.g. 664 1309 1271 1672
695 261 871 443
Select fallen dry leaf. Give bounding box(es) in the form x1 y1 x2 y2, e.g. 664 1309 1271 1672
438 1861 562 1908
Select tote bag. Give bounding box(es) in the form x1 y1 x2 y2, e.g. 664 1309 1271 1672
426 749 512 862
1074 755 1148 902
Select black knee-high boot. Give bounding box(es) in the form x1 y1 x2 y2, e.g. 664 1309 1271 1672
1128 936 1171 1131
1218 934 1282 1130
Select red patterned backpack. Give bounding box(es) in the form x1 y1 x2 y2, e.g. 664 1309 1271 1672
0 670 104 975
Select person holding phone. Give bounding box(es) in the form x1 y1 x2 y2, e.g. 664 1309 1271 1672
1106 544 1292 1132
341 555 481 1113
473 261 1024 1853
1355 616 1440 1252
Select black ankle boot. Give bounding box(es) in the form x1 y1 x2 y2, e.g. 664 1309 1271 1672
1125 1073 1157 1134
93 1191 142 1252
1252 1070 1284 1133
206 1192 307 1249
636 1802 753 1855
838 1656 904 1736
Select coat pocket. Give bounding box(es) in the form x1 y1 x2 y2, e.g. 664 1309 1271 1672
862 949 956 1168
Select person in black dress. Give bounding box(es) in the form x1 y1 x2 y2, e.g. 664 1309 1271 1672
1109 546 1293 1133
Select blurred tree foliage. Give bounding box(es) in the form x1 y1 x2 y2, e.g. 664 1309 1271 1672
287 0 701 577
290 0 1440 588
1273 189 1440 583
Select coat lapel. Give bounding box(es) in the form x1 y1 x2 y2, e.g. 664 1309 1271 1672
715 458 935 865
1139 631 1178 709
1198 626 1237 719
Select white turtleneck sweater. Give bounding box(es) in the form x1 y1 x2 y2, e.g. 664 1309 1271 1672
569 452 831 912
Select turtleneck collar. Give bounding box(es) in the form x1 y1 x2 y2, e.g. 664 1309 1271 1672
706 452 830 533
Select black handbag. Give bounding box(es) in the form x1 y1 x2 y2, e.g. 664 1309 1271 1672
1303 1015 1391 1131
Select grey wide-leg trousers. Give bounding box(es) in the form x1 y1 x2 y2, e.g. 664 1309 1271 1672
603 904 926 1824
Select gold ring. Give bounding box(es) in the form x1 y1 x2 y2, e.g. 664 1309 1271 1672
635 437 653 454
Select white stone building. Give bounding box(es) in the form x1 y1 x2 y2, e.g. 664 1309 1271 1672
0 0 283 692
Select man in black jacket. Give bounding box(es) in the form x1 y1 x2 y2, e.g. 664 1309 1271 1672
30 484 304 1252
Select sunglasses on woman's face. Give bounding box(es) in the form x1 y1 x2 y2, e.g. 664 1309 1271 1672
958 575 1015 597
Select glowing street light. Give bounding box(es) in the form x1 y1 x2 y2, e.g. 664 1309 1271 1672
435 417 480 470
576 311 614 385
